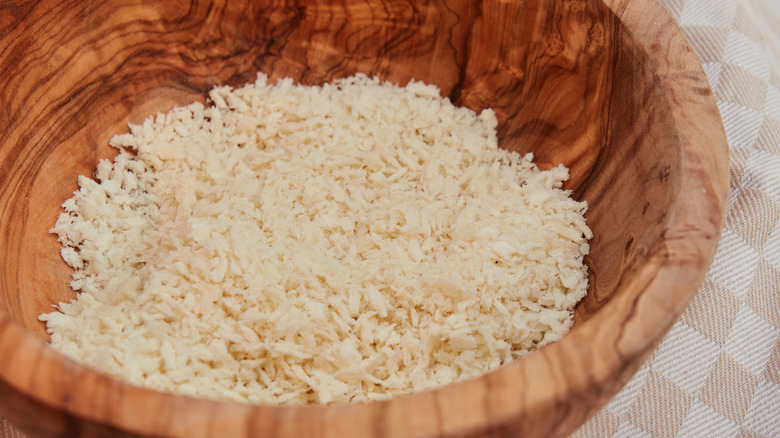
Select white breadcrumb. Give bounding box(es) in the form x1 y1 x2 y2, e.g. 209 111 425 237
41 74 592 405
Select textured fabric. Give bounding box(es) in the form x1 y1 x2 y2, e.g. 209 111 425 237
575 0 780 436
2 0 779 437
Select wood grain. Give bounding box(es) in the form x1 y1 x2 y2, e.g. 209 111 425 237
0 0 729 437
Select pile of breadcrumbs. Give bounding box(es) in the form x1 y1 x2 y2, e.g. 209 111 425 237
42 74 592 405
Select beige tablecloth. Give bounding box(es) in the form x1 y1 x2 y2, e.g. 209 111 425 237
3 0 779 436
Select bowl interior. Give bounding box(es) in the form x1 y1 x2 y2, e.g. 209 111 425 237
1 0 673 337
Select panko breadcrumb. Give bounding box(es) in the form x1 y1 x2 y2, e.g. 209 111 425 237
42 74 592 405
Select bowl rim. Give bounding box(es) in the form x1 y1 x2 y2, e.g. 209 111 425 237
0 0 730 436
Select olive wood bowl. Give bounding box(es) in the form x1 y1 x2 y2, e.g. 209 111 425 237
0 0 729 436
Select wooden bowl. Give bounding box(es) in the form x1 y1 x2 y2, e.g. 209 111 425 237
0 0 729 436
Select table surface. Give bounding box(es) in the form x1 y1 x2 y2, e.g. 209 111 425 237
3 0 779 437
